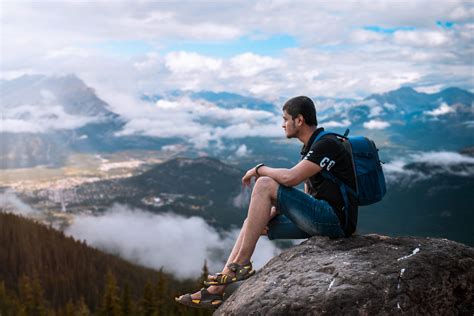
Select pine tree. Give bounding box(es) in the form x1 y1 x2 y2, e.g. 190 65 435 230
75 296 90 316
18 275 47 316
99 271 121 316
197 260 210 288
121 283 134 316
0 280 18 316
156 268 169 316
139 281 157 316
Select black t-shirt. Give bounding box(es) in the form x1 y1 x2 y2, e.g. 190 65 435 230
300 128 358 236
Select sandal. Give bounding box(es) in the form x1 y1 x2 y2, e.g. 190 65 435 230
204 262 255 286
175 288 224 310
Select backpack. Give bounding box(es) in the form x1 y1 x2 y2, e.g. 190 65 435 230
312 129 387 229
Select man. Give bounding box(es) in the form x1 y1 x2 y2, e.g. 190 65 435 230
176 96 358 309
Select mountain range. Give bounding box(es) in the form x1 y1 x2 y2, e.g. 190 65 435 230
1 74 473 169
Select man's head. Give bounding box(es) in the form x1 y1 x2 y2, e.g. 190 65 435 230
282 96 317 138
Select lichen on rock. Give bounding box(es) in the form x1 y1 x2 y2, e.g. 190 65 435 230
215 234 474 315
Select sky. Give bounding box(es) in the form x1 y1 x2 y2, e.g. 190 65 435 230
1 0 473 101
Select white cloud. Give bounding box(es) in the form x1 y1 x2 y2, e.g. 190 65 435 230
65 204 281 279
424 102 456 116
0 93 101 134
320 119 351 128
235 144 251 157
409 151 474 166
0 191 40 217
1 0 472 101
369 106 384 118
229 53 282 77
350 29 386 44
165 51 222 73
363 119 391 129
107 95 280 148
383 150 474 184
394 30 451 47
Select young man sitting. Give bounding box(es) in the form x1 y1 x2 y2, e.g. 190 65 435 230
176 96 358 309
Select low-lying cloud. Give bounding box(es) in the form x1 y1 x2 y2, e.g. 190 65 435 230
109 94 282 149
383 150 474 185
0 190 40 217
65 204 281 279
1 90 100 133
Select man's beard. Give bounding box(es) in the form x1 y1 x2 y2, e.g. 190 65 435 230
286 122 297 138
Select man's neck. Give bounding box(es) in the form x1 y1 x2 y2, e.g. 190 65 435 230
298 125 318 147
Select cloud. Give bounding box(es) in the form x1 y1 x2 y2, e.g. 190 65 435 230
424 102 456 116
383 150 474 184
0 190 40 217
235 144 251 157
363 119 391 129
108 95 280 149
393 30 451 47
1 1 472 101
320 119 351 128
229 53 282 77
65 204 281 279
165 51 222 73
0 89 101 133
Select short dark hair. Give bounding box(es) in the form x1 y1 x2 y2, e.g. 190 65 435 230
282 96 317 126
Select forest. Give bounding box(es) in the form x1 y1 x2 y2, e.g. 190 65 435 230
0 211 213 316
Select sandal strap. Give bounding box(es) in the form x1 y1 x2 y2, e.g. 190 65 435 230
227 262 252 279
199 288 224 302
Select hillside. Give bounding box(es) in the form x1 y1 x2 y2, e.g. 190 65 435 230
0 211 211 315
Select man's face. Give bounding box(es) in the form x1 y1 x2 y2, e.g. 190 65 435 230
282 110 299 138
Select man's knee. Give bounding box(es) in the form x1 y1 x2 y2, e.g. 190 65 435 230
253 176 278 195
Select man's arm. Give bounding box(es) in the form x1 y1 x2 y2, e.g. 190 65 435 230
242 160 322 187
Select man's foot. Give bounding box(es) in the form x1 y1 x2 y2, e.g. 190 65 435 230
175 288 224 310
204 262 255 286
206 268 236 285
189 286 224 300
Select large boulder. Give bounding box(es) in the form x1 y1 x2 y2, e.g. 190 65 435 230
215 235 474 315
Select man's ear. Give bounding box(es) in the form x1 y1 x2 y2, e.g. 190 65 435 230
296 114 305 126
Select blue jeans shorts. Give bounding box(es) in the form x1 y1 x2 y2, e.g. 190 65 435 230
267 185 345 240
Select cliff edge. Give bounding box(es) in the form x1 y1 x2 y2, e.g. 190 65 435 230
216 235 474 315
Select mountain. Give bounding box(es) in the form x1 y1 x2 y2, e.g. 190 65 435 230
358 149 474 246
0 75 173 169
318 86 474 154
0 211 211 315
2 73 473 169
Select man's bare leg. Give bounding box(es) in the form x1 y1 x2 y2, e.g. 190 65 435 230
185 177 279 299
233 176 278 264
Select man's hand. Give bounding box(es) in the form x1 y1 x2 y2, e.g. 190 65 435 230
242 167 258 187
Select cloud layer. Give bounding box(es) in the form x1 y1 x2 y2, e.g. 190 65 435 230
383 150 474 185
65 204 281 279
1 0 472 102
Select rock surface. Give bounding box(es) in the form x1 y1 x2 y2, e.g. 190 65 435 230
215 235 474 315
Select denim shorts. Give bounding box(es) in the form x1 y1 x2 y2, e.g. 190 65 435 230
267 185 345 240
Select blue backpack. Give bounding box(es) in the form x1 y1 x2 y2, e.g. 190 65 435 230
313 129 386 228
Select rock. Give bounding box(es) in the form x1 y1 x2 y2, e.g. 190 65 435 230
215 234 474 315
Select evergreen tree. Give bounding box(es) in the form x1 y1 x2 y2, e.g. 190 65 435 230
139 281 157 316
156 268 169 316
75 296 90 316
99 271 121 316
18 275 47 316
0 280 19 316
197 260 209 288
121 283 134 316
